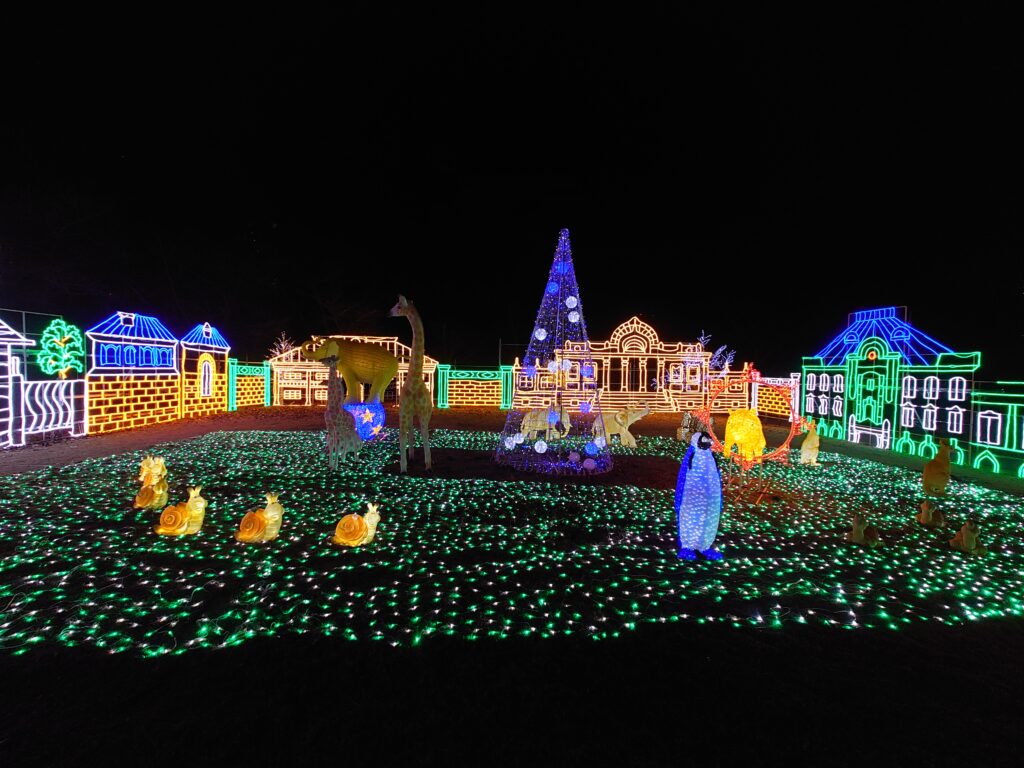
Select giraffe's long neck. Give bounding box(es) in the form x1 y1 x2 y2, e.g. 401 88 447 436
407 309 425 379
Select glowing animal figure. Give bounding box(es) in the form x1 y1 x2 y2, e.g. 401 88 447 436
332 503 381 547
134 455 169 510
299 336 398 404
675 432 723 560
923 439 952 496
235 493 286 543
593 405 651 449
389 295 433 473
846 512 882 548
949 519 988 555
916 500 946 528
722 409 767 462
799 418 820 466
520 405 572 441
154 486 207 536
323 361 363 469
677 411 712 444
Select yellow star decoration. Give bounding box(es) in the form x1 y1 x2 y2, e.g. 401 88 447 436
361 409 376 424
371 424 383 436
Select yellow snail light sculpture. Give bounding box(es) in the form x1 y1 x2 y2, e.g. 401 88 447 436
154 486 207 536
235 493 285 543
332 503 381 547
134 455 169 510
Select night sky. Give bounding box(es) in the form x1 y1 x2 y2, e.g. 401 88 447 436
1 11 1020 379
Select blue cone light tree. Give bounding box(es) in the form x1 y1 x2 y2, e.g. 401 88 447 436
495 229 613 475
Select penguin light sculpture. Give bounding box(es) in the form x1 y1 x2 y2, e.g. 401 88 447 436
675 432 723 561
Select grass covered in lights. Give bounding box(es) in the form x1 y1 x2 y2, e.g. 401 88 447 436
1 428 1022 656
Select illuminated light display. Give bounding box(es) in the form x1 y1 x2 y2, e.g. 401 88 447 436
153 486 207 536
675 432 724 560
435 366 514 409
35 319 85 379
700 370 802 470
804 307 1024 475
180 323 230 419
389 295 434 473
86 311 181 434
495 229 613 475
592 405 651 449
1 428 1020 656
512 315 753 414
133 455 169 510
799 418 820 466
227 359 272 411
324 361 363 468
923 438 953 496
721 409 767 462
1 317 87 447
299 336 399 404
344 401 386 441
333 503 381 547
235 493 285 543
751 373 801 421
270 335 437 407
949 519 988 556
846 513 883 548
916 500 946 528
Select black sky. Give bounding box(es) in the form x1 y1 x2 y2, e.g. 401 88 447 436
1 10 1021 378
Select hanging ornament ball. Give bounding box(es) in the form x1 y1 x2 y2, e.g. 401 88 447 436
504 437 516 450
583 458 597 471
514 433 525 445
535 328 548 341
569 451 581 463
584 441 599 456
547 410 560 424
565 296 578 309
568 311 580 324
534 439 548 454
561 359 572 371
545 281 559 295
547 360 559 373
579 401 592 414
581 365 594 378
524 365 537 377
595 435 607 449
553 261 570 275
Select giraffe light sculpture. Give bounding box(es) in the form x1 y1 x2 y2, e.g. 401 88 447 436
389 295 433 472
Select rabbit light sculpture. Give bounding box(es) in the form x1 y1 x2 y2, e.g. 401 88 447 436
916 500 946 528
799 418 820 466
154 486 207 536
235 493 285 543
332 503 381 547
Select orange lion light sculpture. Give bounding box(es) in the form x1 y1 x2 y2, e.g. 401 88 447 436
235 493 285 543
332 503 381 547
154 486 207 536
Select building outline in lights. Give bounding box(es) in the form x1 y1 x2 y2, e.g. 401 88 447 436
511 316 752 413
1 317 87 446
180 322 231 418
802 306 1024 477
269 335 438 406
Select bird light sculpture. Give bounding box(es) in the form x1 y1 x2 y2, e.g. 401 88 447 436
332 503 381 547
154 486 207 536
675 432 723 561
799 418 820 466
235 492 285 543
134 455 169 510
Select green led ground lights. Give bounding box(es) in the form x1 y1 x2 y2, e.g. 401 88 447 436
0 429 1021 657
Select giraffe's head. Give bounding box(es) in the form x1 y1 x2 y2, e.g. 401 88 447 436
388 295 413 318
